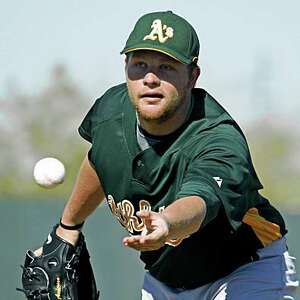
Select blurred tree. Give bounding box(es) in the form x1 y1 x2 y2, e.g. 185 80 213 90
0 65 90 198
247 118 300 208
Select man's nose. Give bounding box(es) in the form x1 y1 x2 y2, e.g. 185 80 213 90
143 71 161 88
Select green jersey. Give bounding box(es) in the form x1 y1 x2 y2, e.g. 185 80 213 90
79 83 286 288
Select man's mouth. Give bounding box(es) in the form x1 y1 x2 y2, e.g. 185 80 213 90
140 92 164 102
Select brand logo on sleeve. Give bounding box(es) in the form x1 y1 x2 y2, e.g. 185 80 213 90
143 19 174 43
213 177 223 187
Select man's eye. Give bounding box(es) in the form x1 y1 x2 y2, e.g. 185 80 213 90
160 64 173 71
135 62 147 69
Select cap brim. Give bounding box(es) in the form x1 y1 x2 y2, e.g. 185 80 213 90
121 47 191 64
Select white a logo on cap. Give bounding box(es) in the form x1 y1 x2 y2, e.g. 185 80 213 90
143 19 174 43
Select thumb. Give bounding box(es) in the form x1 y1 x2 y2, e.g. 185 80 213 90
34 247 43 257
137 209 151 219
137 210 152 230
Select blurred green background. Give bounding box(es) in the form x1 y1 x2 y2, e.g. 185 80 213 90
1 1 299 299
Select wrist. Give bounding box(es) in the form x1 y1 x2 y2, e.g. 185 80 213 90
160 213 172 239
59 218 84 230
56 225 80 246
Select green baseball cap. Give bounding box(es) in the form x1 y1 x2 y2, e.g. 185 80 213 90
121 11 200 64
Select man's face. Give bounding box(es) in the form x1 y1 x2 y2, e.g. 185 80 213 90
125 50 198 124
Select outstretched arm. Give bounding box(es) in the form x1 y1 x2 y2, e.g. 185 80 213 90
56 154 105 245
123 196 206 251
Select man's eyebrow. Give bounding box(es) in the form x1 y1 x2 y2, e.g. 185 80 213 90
133 56 179 66
130 52 179 63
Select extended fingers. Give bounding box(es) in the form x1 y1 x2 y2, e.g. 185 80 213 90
123 232 166 251
123 235 141 246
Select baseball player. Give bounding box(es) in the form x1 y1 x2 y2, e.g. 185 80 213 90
36 11 298 299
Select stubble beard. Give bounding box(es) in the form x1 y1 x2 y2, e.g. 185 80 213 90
133 91 189 125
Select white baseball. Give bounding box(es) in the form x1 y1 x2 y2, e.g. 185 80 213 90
33 157 65 188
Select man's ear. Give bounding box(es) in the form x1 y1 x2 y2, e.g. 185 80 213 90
125 53 132 72
124 55 129 73
125 52 133 65
190 66 200 88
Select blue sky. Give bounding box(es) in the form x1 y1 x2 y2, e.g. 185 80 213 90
1 0 299 124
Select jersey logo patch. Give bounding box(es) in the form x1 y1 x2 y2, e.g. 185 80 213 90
143 19 174 43
213 176 223 187
107 195 186 247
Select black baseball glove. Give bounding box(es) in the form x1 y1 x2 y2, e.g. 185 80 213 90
17 225 99 300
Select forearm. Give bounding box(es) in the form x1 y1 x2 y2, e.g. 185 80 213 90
60 155 105 226
162 196 207 240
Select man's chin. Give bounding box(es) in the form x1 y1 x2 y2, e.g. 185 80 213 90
137 109 167 123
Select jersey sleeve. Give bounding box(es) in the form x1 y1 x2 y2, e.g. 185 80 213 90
176 131 262 230
78 99 101 143
78 83 127 143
